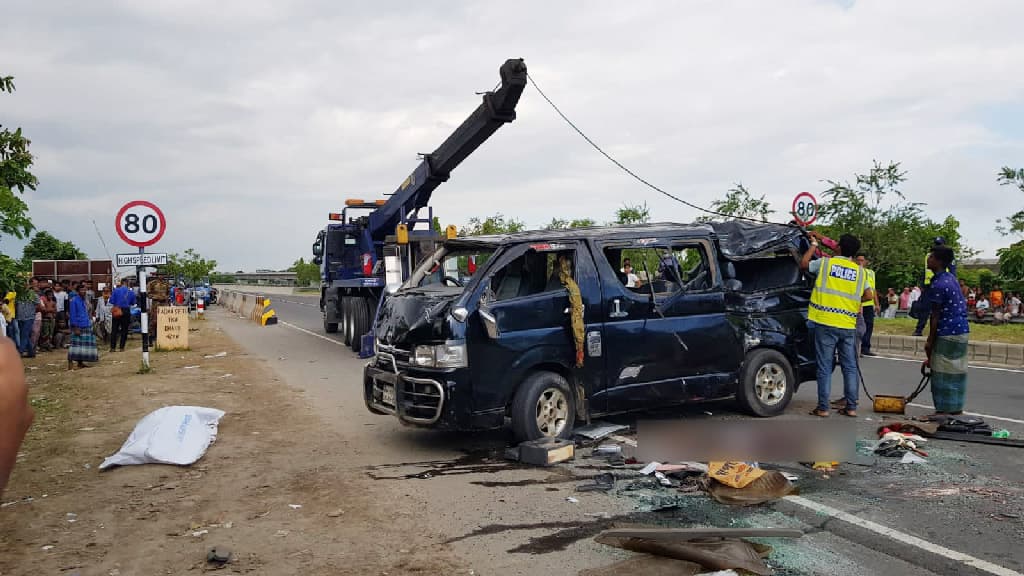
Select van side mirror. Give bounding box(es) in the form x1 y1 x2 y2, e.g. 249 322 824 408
479 306 499 339
313 256 323 266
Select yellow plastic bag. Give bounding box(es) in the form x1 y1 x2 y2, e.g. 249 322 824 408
707 461 765 489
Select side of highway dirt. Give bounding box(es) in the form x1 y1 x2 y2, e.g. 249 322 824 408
0 319 462 575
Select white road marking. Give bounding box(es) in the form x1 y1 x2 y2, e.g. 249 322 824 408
611 433 1022 574
906 403 1024 425
280 321 347 347
783 495 1024 576
870 354 1024 374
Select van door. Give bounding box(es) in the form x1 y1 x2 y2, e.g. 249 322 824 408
469 242 603 415
594 239 742 413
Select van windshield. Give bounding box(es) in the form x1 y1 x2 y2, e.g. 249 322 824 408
408 246 496 289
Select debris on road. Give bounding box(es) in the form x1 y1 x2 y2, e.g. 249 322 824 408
206 547 232 565
288 504 302 509
900 452 928 464
566 497 579 504
204 351 228 359
517 438 574 466
708 462 764 489
99 406 225 469
708 470 795 506
573 421 628 441
575 473 615 492
594 527 785 576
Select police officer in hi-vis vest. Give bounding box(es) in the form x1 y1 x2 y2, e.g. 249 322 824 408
800 233 875 418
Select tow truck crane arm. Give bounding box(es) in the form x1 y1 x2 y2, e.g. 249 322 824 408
366 58 528 241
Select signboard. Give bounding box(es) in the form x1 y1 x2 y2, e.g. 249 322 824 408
156 306 189 350
115 200 167 248
116 253 168 267
791 192 818 226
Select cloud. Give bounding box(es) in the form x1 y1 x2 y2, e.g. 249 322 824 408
1 0 1022 271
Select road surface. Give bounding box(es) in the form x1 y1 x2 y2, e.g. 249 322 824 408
218 292 1024 576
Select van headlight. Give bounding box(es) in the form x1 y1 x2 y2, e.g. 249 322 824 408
412 340 467 368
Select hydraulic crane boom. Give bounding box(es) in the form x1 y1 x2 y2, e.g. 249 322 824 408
366 58 528 240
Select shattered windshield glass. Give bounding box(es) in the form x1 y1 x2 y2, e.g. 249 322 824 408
409 246 496 288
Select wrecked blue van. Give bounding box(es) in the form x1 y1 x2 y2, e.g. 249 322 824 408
364 221 816 441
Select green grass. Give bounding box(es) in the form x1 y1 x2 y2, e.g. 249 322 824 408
874 317 1024 344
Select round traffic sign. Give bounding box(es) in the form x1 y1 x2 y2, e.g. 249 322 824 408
115 200 167 248
791 192 818 226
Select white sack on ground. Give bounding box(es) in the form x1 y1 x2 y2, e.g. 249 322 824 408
100 406 226 470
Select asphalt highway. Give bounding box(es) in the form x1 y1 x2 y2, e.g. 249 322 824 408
228 292 1024 576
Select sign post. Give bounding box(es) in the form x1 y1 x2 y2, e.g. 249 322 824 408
115 200 167 370
791 192 819 227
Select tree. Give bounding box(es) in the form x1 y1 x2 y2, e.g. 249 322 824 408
209 272 236 284
996 166 1024 237
21 231 87 263
816 161 972 292
165 249 217 284
291 257 319 287
460 214 526 236
544 217 597 229
0 76 35 241
697 183 774 223
615 202 650 225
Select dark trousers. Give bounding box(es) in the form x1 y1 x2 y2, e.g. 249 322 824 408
861 306 875 353
110 313 131 351
914 287 931 335
18 319 35 356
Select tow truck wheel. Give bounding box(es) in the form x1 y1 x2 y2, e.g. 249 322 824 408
737 348 794 417
342 297 353 346
324 298 338 333
350 298 370 352
511 371 575 442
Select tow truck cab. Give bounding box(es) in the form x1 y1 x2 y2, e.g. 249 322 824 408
364 222 817 441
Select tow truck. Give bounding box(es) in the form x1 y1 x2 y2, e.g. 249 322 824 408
312 58 527 352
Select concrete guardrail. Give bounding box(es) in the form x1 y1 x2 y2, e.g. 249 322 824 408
872 334 1024 368
219 288 271 326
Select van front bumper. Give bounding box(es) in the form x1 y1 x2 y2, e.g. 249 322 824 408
363 361 504 430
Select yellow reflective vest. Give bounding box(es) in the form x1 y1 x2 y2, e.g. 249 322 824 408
809 257 865 330
862 268 876 308
923 254 934 286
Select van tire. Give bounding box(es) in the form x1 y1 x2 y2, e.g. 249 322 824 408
342 297 353 346
350 298 370 352
737 348 794 417
511 371 576 442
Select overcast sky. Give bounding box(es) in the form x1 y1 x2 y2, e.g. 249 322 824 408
2 0 1022 272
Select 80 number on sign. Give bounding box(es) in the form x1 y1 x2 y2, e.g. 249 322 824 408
115 200 167 248
791 192 818 226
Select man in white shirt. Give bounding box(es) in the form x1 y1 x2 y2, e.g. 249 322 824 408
995 292 1021 324
975 296 990 320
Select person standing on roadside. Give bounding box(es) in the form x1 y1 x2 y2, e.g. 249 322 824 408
924 245 970 416
885 288 899 319
53 281 68 329
914 237 956 336
15 278 41 358
108 278 135 352
67 283 98 370
801 234 874 418
856 255 879 356
39 288 56 352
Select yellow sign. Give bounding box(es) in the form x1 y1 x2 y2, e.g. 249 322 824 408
708 461 765 488
156 306 190 350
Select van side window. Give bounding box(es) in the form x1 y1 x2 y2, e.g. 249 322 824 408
602 244 710 295
492 249 575 301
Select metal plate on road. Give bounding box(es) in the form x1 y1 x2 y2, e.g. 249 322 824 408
116 253 168 267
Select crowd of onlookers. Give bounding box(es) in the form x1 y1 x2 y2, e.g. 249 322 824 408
878 283 1021 324
0 276 119 360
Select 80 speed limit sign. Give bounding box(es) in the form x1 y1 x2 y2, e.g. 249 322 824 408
115 200 167 247
791 192 818 226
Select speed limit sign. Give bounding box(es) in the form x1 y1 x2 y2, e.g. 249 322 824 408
115 200 167 247
791 192 818 226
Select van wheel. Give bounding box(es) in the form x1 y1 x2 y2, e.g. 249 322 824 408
737 349 794 417
342 298 353 346
511 372 575 442
350 298 370 352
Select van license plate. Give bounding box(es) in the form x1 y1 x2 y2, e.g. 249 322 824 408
381 383 396 406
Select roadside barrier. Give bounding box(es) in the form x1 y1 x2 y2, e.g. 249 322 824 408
218 288 277 327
